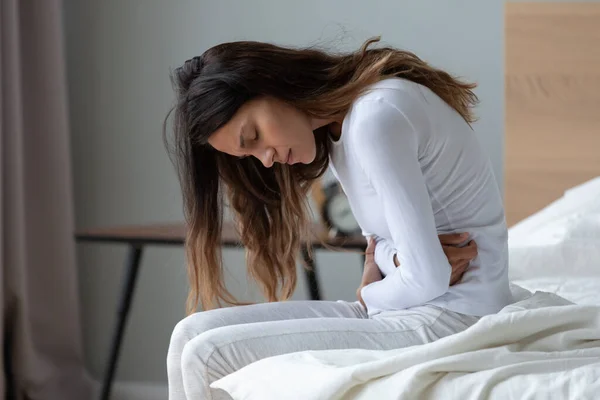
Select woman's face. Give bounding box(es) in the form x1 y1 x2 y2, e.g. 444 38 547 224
208 96 318 168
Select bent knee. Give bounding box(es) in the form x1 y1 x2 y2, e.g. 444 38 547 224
168 309 232 356
180 330 217 372
180 327 237 385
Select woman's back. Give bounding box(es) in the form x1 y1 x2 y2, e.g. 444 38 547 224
330 78 513 317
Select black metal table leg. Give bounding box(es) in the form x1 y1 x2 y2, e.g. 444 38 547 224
301 246 322 301
100 244 143 400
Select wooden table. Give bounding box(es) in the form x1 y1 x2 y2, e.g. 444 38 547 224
75 222 366 400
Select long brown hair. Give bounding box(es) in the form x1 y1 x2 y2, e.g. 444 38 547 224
164 37 478 315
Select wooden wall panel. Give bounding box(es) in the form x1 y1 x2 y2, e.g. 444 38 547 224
505 3 600 226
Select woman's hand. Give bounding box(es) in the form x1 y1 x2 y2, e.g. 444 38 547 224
356 237 382 309
438 233 477 285
392 232 477 286
357 233 478 308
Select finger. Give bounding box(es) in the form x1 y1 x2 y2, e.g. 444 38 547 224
452 260 469 275
463 240 478 260
468 239 478 251
438 232 469 245
443 246 465 263
449 274 458 286
450 264 468 280
450 274 461 286
450 262 469 285
451 260 470 273
449 269 460 285
445 241 478 262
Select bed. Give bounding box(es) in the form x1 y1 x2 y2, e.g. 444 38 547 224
209 4 600 399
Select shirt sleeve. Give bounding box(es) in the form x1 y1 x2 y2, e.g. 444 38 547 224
351 98 451 312
373 235 397 276
361 232 396 277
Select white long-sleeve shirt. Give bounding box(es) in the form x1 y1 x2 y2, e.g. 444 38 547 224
329 78 513 317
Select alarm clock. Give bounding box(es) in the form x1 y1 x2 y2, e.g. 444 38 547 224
320 181 361 237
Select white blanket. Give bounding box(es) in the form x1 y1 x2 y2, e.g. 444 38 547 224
508 176 600 307
212 292 600 399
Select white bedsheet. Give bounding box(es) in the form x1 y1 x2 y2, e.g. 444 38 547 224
212 292 600 399
508 176 600 306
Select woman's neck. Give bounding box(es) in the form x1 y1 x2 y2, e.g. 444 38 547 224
327 122 343 141
311 117 344 141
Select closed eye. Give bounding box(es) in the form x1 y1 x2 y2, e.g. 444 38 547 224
236 129 259 159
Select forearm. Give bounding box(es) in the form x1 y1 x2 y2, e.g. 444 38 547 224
352 101 452 312
372 236 398 275
360 265 449 312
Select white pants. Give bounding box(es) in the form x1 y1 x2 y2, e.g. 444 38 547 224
167 300 480 400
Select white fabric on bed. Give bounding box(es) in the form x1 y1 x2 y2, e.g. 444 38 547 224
509 176 600 305
509 176 600 246
211 292 600 399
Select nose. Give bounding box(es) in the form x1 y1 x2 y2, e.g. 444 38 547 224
258 147 275 168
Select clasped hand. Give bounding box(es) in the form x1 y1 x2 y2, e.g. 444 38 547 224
356 233 477 309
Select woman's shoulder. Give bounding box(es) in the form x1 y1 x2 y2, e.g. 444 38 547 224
354 78 427 108
344 78 431 142
340 81 424 156
348 78 432 126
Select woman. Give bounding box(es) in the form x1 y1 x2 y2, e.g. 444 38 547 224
165 38 512 399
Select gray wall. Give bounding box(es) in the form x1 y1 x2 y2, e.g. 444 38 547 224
509 0 598 2
64 0 503 384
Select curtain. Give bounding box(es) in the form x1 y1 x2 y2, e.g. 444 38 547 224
0 0 93 398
